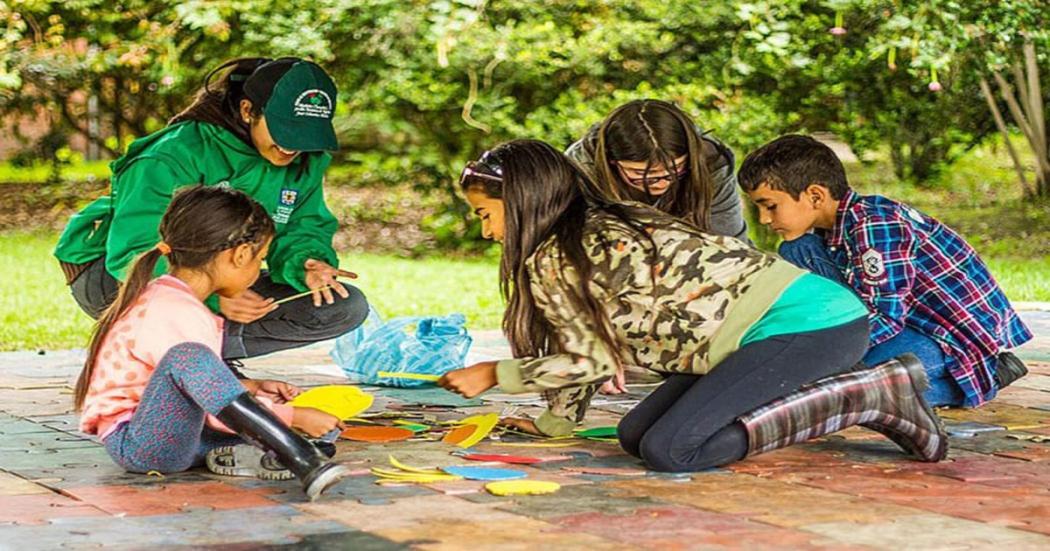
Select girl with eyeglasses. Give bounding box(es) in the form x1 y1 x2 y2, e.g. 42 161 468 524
565 99 749 242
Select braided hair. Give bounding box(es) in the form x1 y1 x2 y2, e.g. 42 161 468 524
75 185 274 410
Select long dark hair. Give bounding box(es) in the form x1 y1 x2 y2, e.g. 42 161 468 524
461 140 657 367
593 99 714 230
74 186 275 410
170 57 270 146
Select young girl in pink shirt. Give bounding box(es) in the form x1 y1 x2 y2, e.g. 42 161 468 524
75 185 349 500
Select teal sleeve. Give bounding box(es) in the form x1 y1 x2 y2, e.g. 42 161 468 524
266 178 339 292
103 158 189 281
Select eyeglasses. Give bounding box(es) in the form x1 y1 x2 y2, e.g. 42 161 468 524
459 151 503 186
613 161 689 186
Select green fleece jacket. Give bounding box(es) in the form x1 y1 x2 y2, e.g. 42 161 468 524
54 121 339 299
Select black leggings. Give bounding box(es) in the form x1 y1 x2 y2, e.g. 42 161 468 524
68 258 370 360
618 317 869 472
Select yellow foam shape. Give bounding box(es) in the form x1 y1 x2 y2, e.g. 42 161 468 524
485 480 561 496
388 455 442 474
443 413 499 448
377 475 462 485
289 385 373 420
371 468 462 483
371 467 427 477
372 467 444 478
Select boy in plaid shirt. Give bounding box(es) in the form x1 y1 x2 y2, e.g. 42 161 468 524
738 135 1031 408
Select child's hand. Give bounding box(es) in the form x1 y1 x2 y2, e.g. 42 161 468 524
247 380 301 403
499 417 544 436
219 290 277 323
438 361 498 398
599 366 627 395
292 407 343 438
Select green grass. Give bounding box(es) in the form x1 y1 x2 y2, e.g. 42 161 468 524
0 231 503 351
2 229 1046 352
0 161 111 184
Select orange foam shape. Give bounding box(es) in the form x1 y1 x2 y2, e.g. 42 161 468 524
340 426 415 442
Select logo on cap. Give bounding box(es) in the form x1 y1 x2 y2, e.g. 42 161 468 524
293 90 333 119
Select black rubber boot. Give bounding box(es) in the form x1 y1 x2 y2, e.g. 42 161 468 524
217 393 348 500
995 352 1028 389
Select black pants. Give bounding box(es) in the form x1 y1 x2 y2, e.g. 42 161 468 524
68 258 369 360
618 317 869 472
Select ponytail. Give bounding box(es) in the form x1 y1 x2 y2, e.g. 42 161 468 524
74 185 276 411
75 248 163 411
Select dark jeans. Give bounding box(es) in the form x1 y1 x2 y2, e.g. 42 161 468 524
778 234 965 406
68 258 369 360
618 317 869 472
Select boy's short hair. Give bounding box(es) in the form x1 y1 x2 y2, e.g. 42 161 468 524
738 134 851 200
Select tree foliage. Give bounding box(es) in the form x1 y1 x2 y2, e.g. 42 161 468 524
0 0 1046 196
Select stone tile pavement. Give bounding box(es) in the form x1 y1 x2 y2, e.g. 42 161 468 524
1 312 1049 550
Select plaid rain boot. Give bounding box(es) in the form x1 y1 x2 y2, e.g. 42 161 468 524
739 354 948 462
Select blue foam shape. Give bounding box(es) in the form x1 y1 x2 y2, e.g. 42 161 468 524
442 465 528 481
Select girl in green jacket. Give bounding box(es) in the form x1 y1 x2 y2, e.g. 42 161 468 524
55 57 368 361
439 139 946 472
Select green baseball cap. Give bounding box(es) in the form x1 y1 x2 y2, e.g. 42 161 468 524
244 58 339 152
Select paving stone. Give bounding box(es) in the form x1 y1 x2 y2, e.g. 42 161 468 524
996 386 1050 409
247 531 410 550
493 483 659 520
0 505 351 548
1012 373 1050 391
773 465 1050 534
891 455 1050 489
3 319 1050 549
318 474 436 505
0 413 61 435
549 506 854 550
608 474 925 528
938 402 1050 430
21 413 83 433
804 513 1050 549
727 446 856 476
61 481 282 516
0 472 51 496
298 493 523 531
0 492 109 525
950 431 1035 455
992 444 1050 463
944 421 1008 438
379 517 630 550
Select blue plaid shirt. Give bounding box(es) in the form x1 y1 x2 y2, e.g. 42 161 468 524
825 191 1031 406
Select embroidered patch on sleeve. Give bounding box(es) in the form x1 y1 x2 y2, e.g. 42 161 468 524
861 248 886 284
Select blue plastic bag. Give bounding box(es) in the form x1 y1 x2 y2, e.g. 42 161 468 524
330 310 472 387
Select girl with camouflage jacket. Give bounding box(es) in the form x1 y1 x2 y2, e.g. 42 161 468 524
439 139 947 472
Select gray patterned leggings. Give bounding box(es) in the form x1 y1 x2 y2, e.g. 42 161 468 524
102 343 245 473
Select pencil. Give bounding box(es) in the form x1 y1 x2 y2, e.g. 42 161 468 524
273 285 334 305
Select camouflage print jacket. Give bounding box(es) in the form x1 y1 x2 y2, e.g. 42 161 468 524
495 208 804 436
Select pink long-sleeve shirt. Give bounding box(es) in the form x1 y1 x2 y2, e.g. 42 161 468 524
79 275 293 438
